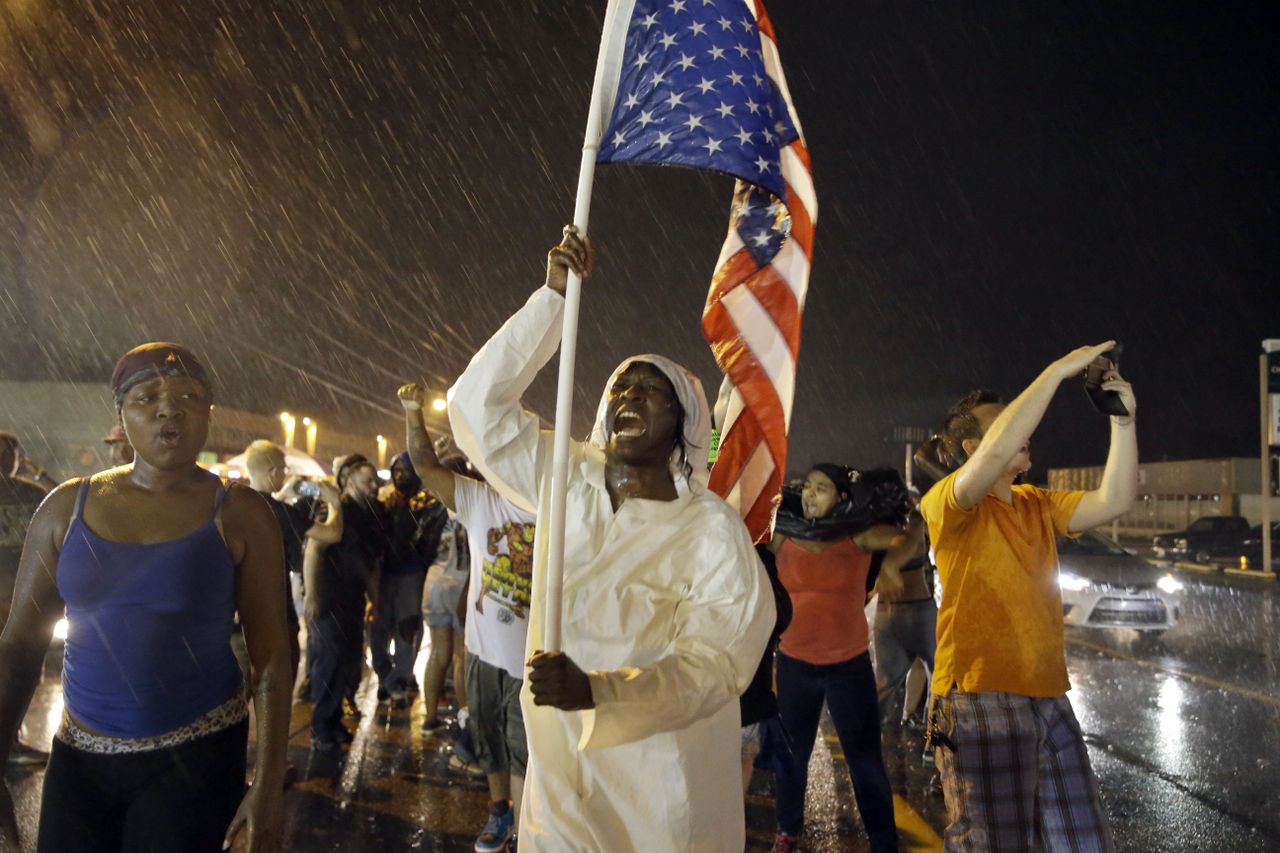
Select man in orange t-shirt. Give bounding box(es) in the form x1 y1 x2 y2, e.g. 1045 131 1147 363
921 342 1137 852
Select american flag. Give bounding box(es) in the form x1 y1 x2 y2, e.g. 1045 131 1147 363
591 0 816 540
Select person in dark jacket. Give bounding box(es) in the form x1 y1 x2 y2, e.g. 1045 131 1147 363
370 452 448 706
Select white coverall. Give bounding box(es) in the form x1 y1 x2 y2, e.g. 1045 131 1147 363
448 286 775 852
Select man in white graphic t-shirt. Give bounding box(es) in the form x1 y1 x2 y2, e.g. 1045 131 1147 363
399 384 532 853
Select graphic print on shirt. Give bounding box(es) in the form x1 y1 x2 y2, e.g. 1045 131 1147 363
477 520 535 620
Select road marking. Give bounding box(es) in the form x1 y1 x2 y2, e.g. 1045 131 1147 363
1066 637 1280 708
822 738 944 849
895 794 943 851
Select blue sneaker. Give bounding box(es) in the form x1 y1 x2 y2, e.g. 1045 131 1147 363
474 802 514 853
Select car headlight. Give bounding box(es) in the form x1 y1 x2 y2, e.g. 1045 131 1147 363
1174 538 1188 549
1058 572 1091 592
1157 575 1183 594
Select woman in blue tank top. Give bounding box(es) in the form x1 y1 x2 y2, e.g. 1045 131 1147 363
0 342 292 853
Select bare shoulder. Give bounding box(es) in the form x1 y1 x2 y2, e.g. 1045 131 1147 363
220 480 277 534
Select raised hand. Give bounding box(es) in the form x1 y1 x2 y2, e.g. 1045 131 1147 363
1051 341 1117 382
545 225 595 296
397 383 426 412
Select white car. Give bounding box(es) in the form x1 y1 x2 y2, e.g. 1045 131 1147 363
1058 531 1182 635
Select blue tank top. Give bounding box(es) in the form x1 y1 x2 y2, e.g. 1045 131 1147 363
56 479 243 738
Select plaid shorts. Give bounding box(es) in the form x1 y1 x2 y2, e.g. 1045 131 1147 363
930 691 1115 853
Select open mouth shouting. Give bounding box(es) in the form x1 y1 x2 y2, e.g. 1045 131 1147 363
611 410 647 439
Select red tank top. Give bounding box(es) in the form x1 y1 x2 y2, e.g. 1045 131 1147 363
777 537 872 664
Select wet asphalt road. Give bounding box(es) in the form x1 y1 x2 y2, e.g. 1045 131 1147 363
5 568 1277 851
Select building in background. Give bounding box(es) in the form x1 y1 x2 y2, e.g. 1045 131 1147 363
1050 457 1280 536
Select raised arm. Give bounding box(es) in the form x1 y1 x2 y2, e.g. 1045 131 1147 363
304 481 344 546
447 228 593 510
1069 370 1138 531
953 342 1116 509
397 382 457 511
0 483 76 848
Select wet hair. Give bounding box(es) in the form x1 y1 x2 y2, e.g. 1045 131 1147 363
942 389 1004 465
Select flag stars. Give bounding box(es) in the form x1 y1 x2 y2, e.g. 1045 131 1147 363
707 45 726 61
717 16 733 30
676 53 697 71
685 114 705 131
754 155 772 173
623 92 641 108
665 91 685 108
611 131 627 147
655 130 673 149
640 13 659 29
716 101 735 118
650 70 667 86
702 137 724 155
634 51 651 69
636 109 656 127
734 43 751 58
751 230 772 248
735 126 754 144
762 127 776 143
740 17 754 32
697 77 717 94
669 0 688 12
687 20 706 36
753 73 764 86
727 70 744 86
745 97 761 114
659 32 678 49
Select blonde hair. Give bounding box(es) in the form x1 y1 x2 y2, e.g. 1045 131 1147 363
244 440 285 479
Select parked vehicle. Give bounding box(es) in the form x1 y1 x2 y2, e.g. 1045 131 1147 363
1060 531 1182 635
1151 515 1251 564
1236 523 1280 572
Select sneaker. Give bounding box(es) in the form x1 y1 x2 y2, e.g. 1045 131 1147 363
7 742 49 766
771 832 800 853
475 802 514 853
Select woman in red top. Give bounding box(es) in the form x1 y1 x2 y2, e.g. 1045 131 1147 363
768 464 921 853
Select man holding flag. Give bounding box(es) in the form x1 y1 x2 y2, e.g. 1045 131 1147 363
449 0 813 848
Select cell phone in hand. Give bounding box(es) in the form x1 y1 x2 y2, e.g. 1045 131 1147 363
1083 343 1129 417
295 479 321 499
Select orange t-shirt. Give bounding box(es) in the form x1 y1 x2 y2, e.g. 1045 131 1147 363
921 472 1085 698
776 537 872 665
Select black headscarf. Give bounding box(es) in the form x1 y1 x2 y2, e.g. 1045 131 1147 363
773 465 913 541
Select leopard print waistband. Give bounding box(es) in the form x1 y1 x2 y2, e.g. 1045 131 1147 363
56 693 248 755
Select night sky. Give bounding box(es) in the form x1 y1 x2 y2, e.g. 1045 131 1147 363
0 0 1276 478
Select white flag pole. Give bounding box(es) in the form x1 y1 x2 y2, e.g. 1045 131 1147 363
543 0 633 652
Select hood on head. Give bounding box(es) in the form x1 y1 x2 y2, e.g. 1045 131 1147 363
390 451 422 495
588 354 711 492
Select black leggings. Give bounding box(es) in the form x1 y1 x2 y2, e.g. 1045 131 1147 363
775 650 898 851
37 719 248 853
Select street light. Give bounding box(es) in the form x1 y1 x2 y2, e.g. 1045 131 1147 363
279 412 296 449
432 397 447 412
305 419 318 457
376 434 387 468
